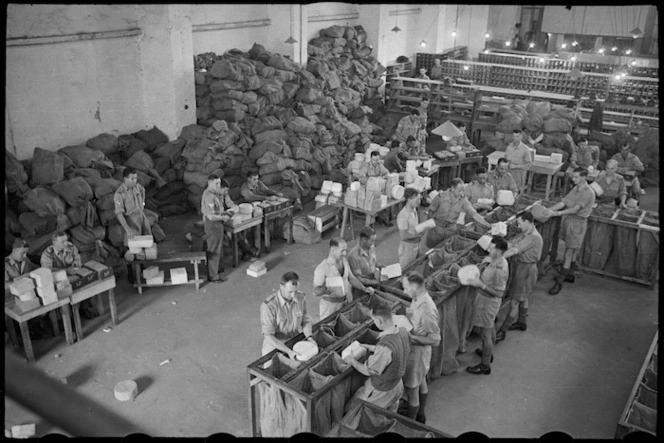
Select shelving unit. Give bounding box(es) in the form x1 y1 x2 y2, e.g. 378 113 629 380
415 46 469 73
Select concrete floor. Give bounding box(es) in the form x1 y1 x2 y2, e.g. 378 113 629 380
4 191 659 438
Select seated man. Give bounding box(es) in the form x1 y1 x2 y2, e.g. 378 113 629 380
393 109 422 144
594 159 627 208
449 122 474 149
430 58 443 80
41 231 97 320
240 170 283 203
569 137 599 171
466 167 495 212
427 178 491 230
415 67 431 92
347 227 385 298
487 158 518 201
611 143 645 197
383 140 408 173
5 238 49 339
405 135 426 158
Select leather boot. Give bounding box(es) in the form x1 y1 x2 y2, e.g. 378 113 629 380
415 393 428 424
548 272 565 295
406 405 420 420
510 307 528 331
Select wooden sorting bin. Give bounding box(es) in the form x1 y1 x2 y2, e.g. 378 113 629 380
616 331 658 438
326 399 452 438
247 292 408 437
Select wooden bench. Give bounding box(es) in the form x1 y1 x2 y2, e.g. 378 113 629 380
307 205 341 235
132 251 206 294
70 276 118 342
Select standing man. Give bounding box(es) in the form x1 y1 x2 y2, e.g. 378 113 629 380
466 167 495 212
402 271 441 423
397 188 424 270
611 143 646 197
465 236 509 375
487 158 519 200
347 227 384 296
416 97 430 146
357 150 392 226
200 174 234 283
344 302 411 413
547 168 595 295
393 110 422 144
313 238 374 319
494 211 543 342
430 59 443 80
427 178 491 230
260 271 313 358
114 166 152 246
240 170 283 202
505 130 533 193
415 67 431 93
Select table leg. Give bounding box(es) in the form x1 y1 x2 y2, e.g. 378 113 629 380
264 219 270 253
288 210 293 245
6 315 18 349
60 305 74 346
193 260 200 291
49 311 60 337
108 288 119 325
72 303 83 342
233 234 239 268
349 209 355 239
545 174 553 201
19 321 35 363
255 225 261 256
134 263 143 295
340 207 348 240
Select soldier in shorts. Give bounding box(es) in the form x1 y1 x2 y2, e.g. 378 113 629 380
547 168 595 295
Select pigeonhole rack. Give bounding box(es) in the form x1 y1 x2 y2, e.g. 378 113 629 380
615 331 658 438
326 399 453 437
247 291 409 437
578 206 659 288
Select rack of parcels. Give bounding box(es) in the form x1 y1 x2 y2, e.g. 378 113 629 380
247 291 414 437
615 331 657 438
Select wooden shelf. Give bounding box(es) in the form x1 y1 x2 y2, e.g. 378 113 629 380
134 278 204 288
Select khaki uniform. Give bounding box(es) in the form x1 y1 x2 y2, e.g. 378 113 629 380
472 257 509 328
260 290 312 356
41 242 82 273
487 170 518 199
396 206 420 270
560 182 595 249
404 292 440 388
314 257 354 319
200 188 237 280
429 190 477 226
508 228 543 302
113 183 152 246
505 141 533 191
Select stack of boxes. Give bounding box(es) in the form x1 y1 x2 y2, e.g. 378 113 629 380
52 269 73 299
127 235 157 261
247 260 267 278
142 265 164 285
31 268 58 306
9 276 40 312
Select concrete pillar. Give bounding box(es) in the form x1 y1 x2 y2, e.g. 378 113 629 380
136 4 196 140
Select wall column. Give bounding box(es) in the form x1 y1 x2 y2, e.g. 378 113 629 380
136 4 196 140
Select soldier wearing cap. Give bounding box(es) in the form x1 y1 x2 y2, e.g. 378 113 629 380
260 271 313 359
114 166 152 246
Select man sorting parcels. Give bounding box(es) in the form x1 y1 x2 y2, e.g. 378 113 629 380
344 302 411 413
200 174 232 283
114 167 152 283
260 271 313 359
401 271 441 424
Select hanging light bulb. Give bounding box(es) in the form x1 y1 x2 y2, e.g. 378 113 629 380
611 46 618 52
598 48 605 54
572 40 579 46
570 55 577 62
630 27 643 38
625 49 632 55
484 32 490 39
561 42 567 49
285 5 298 44
538 57 545 63
463 65 469 71
451 30 457 37
285 36 297 44
630 60 637 66
483 49 490 54
621 72 627 78
614 74 621 80
529 42 535 48
505 41 511 47
567 68 584 79
420 40 428 48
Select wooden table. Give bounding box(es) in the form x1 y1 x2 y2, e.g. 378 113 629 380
225 216 262 267
417 164 440 190
333 198 404 240
5 295 74 363
133 251 206 294
525 161 564 201
70 276 118 342
263 204 293 253
432 157 459 190
457 155 483 182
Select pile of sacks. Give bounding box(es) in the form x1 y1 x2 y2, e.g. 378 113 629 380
191 24 385 199
4 125 189 269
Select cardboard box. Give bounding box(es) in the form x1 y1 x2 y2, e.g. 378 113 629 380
146 271 165 285
40 292 58 306
170 268 188 285
144 244 158 260
69 275 83 290
15 296 42 313
51 269 68 283
128 246 143 254
344 190 358 207
75 267 97 286
142 265 160 280
248 261 266 272
16 288 37 302
247 268 267 278
55 280 71 291
127 235 154 249
84 260 113 280
30 268 54 288
36 285 57 298
56 284 73 299
9 276 35 296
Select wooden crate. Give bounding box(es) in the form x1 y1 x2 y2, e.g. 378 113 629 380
616 331 658 438
247 293 409 436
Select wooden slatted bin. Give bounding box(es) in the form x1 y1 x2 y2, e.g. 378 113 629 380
247 293 408 436
578 206 659 287
326 399 452 438
616 331 658 438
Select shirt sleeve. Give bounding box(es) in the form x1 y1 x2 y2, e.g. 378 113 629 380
313 263 327 288
493 265 509 293
618 177 627 197
462 198 478 218
396 210 410 231
260 302 277 336
241 184 263 202
366 344 393 376
346 250 362 278
113 190 125 215
509 174 518 194
225 194 238 211
514 234 534 255
630 155 645 172
301 298 312 330
429 195 441 214
40 249 53 270
421 310 442 342
570 147 578 164
523 146 533 165
71 245 82 268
